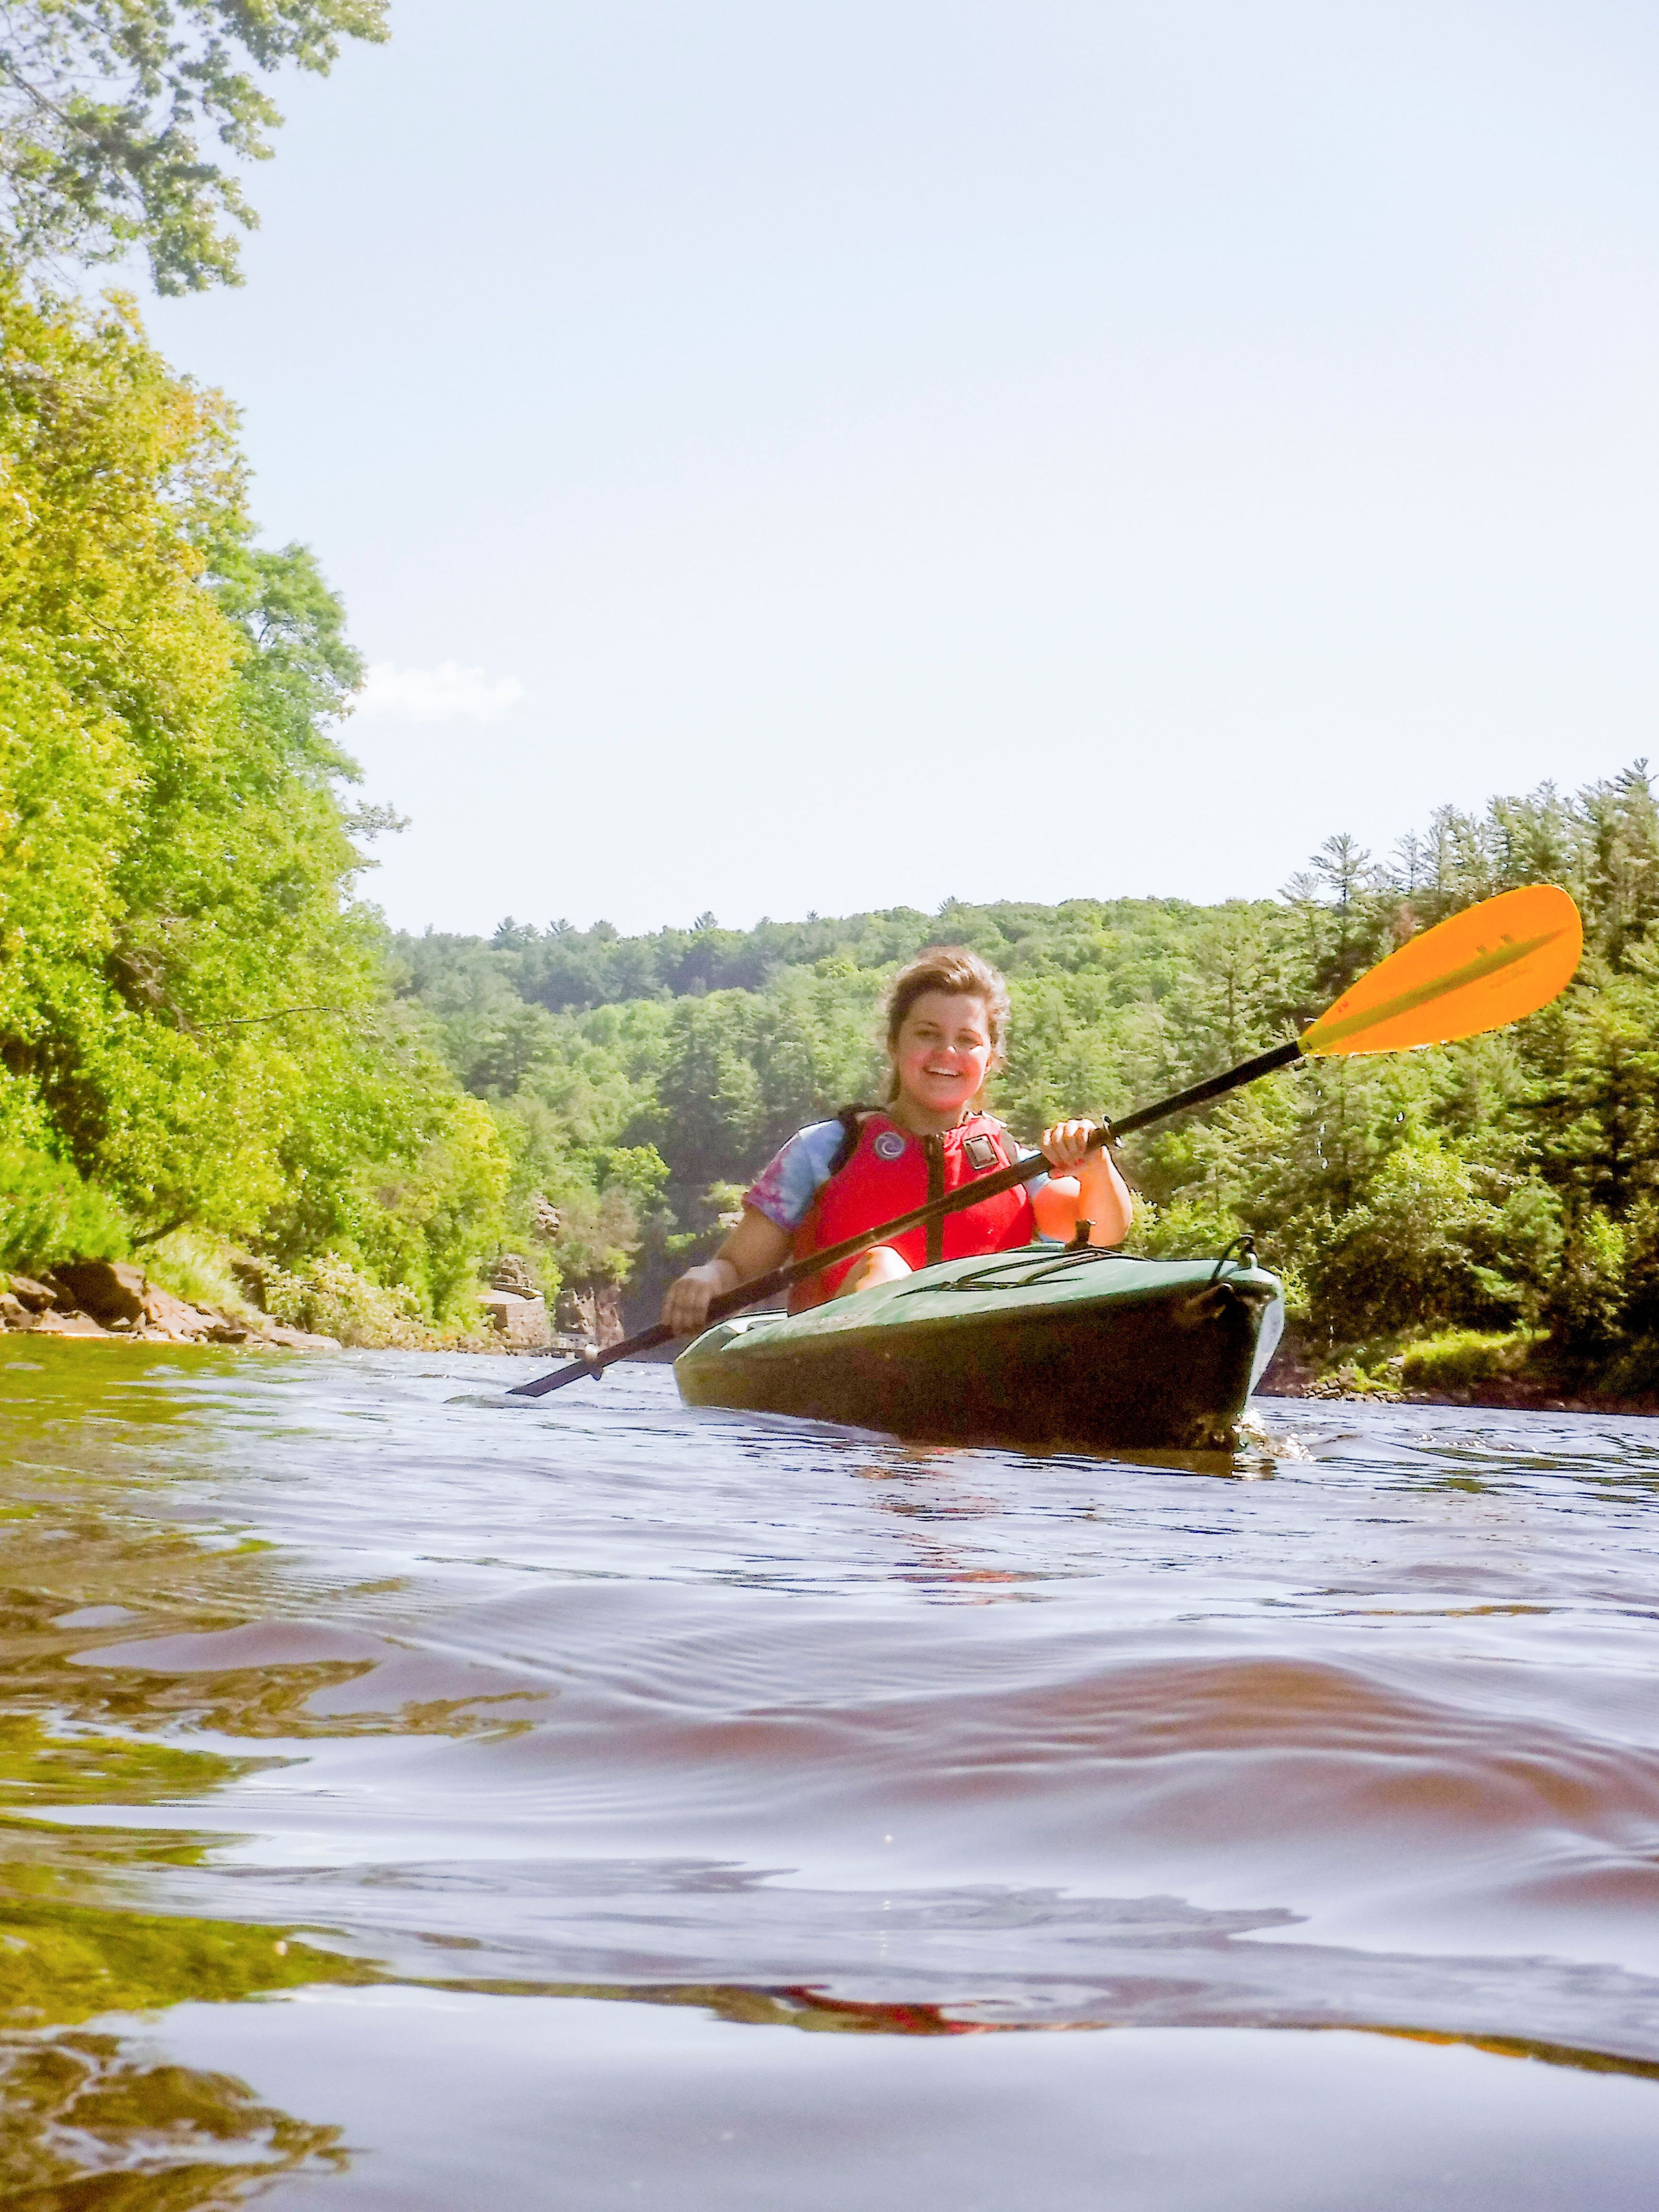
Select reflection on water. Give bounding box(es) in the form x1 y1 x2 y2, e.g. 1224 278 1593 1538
0 2030 345 2205
0 1338 1657 2203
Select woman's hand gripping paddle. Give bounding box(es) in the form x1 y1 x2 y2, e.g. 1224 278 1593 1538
507 883 1583 1398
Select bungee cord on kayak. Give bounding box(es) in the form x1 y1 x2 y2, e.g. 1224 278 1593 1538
921 1246 1150 1294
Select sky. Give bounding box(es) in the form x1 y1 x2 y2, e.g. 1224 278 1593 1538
143 0 1659 938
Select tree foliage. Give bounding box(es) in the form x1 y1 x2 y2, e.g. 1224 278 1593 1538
0 0 386 292
0 277 502 1315
400 766 1659 1386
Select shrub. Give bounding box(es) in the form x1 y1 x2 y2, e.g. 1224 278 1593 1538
1123 1193 1243 1260
1399 1330 1537 1391
0 1139 129 1272
1313 1138 1498 1339
255 1253 455 1349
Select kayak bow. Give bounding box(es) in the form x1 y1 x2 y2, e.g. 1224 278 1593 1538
675 1243 1284 1452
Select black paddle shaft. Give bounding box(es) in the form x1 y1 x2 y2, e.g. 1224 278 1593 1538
506 1036 1305 1398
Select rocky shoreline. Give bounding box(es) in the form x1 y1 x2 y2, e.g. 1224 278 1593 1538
1258 1332 1657 1418
1 1260 339 1352
0 1256 603 1360
8 1265 1653 1417
1267 1375 1659 1417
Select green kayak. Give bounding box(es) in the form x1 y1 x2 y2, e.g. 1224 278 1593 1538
674 1245 1284 1453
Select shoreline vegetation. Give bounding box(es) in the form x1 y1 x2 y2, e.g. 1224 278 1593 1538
5 283 1659 1410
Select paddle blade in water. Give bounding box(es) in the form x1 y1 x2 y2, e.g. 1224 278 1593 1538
1298 884 1583 1057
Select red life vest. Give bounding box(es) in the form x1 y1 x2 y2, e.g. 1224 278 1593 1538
789 1110 1039 1312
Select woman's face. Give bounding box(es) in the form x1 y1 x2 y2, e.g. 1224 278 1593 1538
888 992 995 1122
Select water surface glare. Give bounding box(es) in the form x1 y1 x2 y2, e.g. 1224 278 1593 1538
2 1340 1657 2204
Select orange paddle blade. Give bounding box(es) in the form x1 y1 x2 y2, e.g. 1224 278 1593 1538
1298 884 1583 1057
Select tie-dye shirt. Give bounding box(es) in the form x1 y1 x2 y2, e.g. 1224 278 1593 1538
743 1115 1051 1234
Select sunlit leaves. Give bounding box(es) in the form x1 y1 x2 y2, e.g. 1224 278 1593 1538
0 0 388 292
0 279 507 1313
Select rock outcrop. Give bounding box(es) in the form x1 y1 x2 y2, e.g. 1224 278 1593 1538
30 1310 113 1338
556 1283 624 1348
487 1253 540 1298
0 1260 339 1352
50 1259 149 1326
479 1289 552 1349
479 1252 556 1350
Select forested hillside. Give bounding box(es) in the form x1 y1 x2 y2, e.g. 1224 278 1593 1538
397 766 1659 1392
3 6 1654 1388
5 257 1653 1384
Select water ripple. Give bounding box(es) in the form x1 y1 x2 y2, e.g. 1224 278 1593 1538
2 1341 1657 2201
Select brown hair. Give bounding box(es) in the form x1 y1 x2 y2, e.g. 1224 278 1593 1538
882 946 1010 1102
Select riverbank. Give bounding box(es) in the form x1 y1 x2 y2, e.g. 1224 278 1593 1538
1260 1326 1659 1417
0 1260 341 1352
0 1258 600 1362
8 1264 1653 1423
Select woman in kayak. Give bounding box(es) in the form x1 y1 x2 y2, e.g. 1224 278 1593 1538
662 946 1134 1336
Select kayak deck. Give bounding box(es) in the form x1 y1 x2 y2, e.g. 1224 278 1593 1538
675 1245 1284 1453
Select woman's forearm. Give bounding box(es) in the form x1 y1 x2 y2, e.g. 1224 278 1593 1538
1033 1150 1133 1246
662 1207 792 1335
1075 1149 1133 1244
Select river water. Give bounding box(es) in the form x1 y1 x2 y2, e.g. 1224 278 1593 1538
1 1339 1657 2207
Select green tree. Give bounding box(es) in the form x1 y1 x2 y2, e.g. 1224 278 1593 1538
391 762 1659 1379
0 276 505 1315
0 0 387 292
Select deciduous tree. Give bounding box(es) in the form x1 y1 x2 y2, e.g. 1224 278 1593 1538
0 0 386 292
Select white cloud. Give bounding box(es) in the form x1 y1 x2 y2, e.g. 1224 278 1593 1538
356 660 524 724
